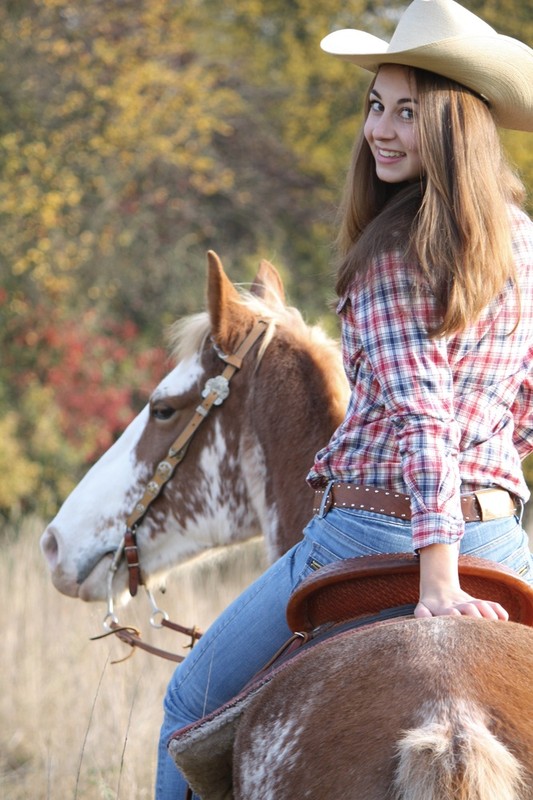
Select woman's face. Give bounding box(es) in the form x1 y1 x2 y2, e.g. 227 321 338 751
364 64 422 184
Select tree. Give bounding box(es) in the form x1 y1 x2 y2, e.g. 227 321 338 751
0 0 531 519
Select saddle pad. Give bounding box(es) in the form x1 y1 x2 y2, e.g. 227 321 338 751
168 648 299 799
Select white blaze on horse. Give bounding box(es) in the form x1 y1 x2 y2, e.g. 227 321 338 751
40 251 348 604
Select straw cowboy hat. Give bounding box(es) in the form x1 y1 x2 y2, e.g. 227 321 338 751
320 0 533 131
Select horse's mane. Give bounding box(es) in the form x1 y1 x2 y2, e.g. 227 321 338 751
168 289 343 375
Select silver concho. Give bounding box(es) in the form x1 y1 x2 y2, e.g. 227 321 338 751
202 375 230 406
156 460 173 477
146 480 160 496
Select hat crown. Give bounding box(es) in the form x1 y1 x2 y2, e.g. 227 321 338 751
389 0 496 53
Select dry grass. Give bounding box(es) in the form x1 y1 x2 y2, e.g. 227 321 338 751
0 518 266 800
3 513 532 800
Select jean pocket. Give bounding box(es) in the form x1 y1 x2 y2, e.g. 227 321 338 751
468 522 533 583
295 540 340 588
502 545 533 583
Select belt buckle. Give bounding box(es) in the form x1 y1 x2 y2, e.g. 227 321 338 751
323 486 334 515
314 484 334 517
474 488 514 521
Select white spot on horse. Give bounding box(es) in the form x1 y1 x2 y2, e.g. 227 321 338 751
241 433 280 563
40 406 151 596
151 355 203 402
40 354 207 598
155 420 260 552
240 714 303 799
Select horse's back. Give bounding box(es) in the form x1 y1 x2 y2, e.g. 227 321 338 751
233 617 533 799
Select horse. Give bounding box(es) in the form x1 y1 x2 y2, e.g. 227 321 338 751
167 553 533 799
232 617 533 799
40 250 349 604
41 251 533 797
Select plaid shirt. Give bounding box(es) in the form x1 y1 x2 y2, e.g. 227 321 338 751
308 205 533 550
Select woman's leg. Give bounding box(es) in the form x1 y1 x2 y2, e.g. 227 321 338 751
155 511 411 798
156 535 308 799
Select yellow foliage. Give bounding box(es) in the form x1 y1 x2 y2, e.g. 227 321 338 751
0 414 40 511
0 0 531 517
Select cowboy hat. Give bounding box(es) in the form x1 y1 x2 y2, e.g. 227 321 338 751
320 0 533 131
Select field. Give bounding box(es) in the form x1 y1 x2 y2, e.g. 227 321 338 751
3 510 532 799
0 518 266 800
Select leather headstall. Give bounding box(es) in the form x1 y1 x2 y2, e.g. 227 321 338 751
99 319 268 662
114 318 269 598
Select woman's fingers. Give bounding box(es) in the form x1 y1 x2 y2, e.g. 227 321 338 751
414 597 509 620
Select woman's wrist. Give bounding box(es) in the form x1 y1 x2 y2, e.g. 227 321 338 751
418 541 461 594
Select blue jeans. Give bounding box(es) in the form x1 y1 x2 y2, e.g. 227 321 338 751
155 507 532 799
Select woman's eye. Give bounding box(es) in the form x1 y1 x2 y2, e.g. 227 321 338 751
369 99 383 113
151 405 176 421
400 107 415 121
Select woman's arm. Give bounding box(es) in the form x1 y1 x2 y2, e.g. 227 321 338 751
415 542 509 620
354 257 518 618
511 365 533 461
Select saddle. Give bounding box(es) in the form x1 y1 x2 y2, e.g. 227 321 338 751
287 552 533 632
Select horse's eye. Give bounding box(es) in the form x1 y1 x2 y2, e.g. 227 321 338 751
151 404 175 421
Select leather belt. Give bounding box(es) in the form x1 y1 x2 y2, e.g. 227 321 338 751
312 483 518 523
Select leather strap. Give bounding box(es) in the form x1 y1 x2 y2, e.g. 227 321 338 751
123 319 268 595
91 618 202 664
312 483 517 523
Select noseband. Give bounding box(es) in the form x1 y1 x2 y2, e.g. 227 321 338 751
100 319 268 659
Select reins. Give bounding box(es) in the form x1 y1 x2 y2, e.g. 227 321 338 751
96 319 268 663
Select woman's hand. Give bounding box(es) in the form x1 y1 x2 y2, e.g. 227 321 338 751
414 542 509 621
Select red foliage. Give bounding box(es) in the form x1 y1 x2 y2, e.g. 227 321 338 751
9 304 168 463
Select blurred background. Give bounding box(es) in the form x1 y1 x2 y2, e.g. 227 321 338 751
1 1 532 797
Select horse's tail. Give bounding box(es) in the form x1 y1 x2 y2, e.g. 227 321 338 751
392 700 525 800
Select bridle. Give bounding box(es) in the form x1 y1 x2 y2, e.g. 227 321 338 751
93 318 268 662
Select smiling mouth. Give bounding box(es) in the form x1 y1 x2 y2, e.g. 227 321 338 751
378 148 405 158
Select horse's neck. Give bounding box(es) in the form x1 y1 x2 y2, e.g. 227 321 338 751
242 345 347 560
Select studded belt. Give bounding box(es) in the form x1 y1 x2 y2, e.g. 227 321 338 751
312 483 518 523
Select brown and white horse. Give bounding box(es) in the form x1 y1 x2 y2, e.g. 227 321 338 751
232 617 533 799
170 616 533 800
42 251 533 797
40 251 348 603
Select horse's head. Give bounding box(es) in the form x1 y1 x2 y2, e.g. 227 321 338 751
40 252 348 603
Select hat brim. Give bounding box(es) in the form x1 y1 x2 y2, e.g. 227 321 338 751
321 30 533 132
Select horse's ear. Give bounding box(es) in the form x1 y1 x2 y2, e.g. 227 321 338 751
206 250 247 347
250 260 286 305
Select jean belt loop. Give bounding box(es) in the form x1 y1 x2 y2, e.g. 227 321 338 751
318 480 335 518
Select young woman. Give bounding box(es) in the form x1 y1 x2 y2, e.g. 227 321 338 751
156 1 533 795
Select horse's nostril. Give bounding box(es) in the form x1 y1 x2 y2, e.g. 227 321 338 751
40 527 60 571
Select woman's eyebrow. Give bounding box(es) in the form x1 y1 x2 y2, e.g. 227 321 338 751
369 88 418 104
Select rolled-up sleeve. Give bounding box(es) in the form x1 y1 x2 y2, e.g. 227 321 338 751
512 361 533 461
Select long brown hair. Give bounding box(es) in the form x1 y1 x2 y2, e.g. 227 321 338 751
335 67 525 336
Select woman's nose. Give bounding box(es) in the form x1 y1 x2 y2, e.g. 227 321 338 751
372 113 394 139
